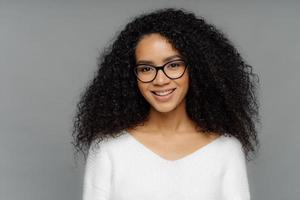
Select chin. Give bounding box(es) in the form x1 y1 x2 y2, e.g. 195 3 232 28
151 104 177 113
154 108 174 113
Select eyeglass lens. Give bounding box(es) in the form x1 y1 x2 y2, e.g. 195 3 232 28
135 60 186 82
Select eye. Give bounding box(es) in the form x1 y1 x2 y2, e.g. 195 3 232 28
167 61 185 69
136 65 155 73
170 63 180 68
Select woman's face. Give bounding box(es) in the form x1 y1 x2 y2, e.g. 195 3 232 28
135 33 189 113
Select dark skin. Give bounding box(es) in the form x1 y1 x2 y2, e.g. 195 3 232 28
126 33 220 161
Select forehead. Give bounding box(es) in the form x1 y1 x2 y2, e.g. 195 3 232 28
135 33 181 63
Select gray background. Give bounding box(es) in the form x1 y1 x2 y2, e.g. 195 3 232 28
1 0 299 200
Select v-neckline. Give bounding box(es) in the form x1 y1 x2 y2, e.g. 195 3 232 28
124 130 224 164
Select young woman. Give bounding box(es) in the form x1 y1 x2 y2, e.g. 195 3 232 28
72 7 260 200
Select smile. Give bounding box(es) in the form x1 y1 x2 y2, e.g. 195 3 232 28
151 88 176 96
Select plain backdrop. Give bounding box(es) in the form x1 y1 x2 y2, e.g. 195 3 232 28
1 0 299 200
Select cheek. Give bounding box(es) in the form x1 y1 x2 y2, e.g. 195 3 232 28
179 74 189 91
137 82 148 96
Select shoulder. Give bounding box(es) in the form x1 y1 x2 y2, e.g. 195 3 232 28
220 134 243 152
216 134 245 162
88 130 131 157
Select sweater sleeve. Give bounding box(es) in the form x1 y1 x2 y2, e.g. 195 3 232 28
82 141 112 200
221 140 251 200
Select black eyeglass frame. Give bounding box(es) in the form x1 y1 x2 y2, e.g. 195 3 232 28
133 59 188 83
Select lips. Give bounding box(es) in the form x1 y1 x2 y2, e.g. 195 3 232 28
151 88 176 96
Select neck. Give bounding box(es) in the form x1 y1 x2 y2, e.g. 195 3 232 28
144 103 200 137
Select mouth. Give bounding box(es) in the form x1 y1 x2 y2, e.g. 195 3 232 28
151 88 176 96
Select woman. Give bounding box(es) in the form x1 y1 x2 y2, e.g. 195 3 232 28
72 7 260 200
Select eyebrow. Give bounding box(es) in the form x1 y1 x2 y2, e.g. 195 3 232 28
136 54 183 65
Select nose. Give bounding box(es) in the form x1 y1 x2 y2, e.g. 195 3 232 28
152 69 171 85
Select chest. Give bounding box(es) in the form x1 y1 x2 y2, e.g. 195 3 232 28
128 132 219 161
107 132 225 200
109 163 223 200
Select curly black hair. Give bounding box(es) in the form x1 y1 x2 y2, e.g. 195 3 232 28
72 7 261 162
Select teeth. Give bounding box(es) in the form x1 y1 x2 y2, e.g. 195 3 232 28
153 89 174 96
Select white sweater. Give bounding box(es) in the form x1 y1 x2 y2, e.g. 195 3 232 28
82 130 250 200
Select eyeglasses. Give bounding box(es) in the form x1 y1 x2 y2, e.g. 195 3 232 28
134 59 188 83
